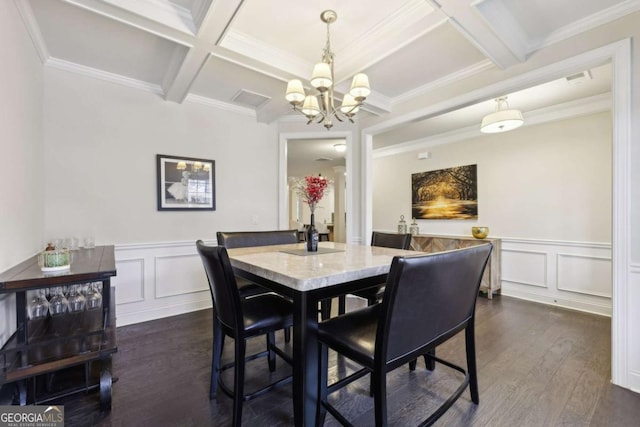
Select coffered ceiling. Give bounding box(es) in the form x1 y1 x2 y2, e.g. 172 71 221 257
16 0 639 132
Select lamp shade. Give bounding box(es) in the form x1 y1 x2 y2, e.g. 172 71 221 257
480 109 524 133
334 143 346 153
301 95 320 117
310 63 332 90
349 73 370 99
339 93 360 115
285 79 305 104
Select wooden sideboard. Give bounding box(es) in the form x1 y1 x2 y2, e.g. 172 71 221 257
410 234 501 299
0 246 117 408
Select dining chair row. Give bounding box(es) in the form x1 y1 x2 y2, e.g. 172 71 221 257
196 232 492 426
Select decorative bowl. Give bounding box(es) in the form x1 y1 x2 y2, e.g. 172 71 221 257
38 248 71 271
471 226 489 239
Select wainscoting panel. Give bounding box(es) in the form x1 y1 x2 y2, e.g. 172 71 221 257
500 238 612 316
113 258 145 305
0 293 16 348
557 253 612 297
113 241 214 326
501 249 548 288
154 254 209 299
629 265 640 392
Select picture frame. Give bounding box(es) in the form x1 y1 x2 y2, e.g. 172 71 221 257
157 154 215 211
411 164 477 220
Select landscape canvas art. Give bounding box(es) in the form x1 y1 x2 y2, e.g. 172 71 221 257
411 165 478 220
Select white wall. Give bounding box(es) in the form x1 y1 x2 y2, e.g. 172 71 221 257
373 112 612 242
40 68 279 324
0 1 45 346
372 112 613 315
0 1 45 270
43 68 279 244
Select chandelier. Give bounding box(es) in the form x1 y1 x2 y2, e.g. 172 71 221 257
285 10 371 130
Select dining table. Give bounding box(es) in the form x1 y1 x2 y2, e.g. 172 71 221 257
227 241 419 427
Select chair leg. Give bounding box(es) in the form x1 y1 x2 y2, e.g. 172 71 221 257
424 348 436 371
284 327 291 343
320 299 332 320
367 295 377 306
372 369 387 427
465 323 479 404
211 317 223 399
409 359 417 371
267 332 276 372
316 343 329 426
338 295 346 315
232 338 246 427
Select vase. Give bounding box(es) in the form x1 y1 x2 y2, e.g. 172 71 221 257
307 213 319 252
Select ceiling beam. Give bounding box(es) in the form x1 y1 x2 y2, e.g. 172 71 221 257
159 0 246 103
429 0 522 69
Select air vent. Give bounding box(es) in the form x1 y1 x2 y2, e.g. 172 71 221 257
231 89 271 108
565 70 592 85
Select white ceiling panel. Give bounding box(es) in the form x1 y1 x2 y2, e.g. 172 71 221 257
14 0 637 134
190 55 285 105
29 0 184 85
362 22 488 98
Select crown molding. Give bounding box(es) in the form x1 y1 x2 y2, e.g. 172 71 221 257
185 93 256 117
14 0 49 64
46 57 164 95
373 92 611 158
392 59 494 105
537 0 640 51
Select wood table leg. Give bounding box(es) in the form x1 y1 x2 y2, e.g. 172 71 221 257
292 292 320 427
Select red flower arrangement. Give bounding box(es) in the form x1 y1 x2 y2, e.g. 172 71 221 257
295 175 329 214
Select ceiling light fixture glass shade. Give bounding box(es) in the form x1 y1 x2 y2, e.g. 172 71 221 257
333 143 347 152
285 10 371 130
481 96 524 133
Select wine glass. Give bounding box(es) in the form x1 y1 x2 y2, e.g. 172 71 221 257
67 284 86 312
86 282 102 310
48 286 69 316
28 289 50 320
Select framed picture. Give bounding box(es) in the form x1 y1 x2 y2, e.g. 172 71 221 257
411 164 477 219
157 154 215 211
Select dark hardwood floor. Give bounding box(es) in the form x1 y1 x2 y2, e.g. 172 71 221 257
38 296 640 426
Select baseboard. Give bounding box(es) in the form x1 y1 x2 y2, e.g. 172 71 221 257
501 286 611 317
116 298 212 327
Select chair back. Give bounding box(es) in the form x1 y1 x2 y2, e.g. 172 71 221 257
217 230 298 249
371 231 412 250
377 244 492 364
196 241 243 332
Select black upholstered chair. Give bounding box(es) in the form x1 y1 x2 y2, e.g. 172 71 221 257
196 241 293 427
217 229 298 342
316 244 493 426
217 229 299 297
323 232 412 319
220 230 332 325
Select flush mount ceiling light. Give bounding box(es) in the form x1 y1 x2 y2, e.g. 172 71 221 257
333 143 346 153
480 96 524 134
285 10 371 130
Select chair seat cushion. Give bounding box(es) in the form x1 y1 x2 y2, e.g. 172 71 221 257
236 277 268 298
242 294 293 337
352 284 385 302
318 304 380 368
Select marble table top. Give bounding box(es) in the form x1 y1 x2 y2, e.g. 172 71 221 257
227 242 419 292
